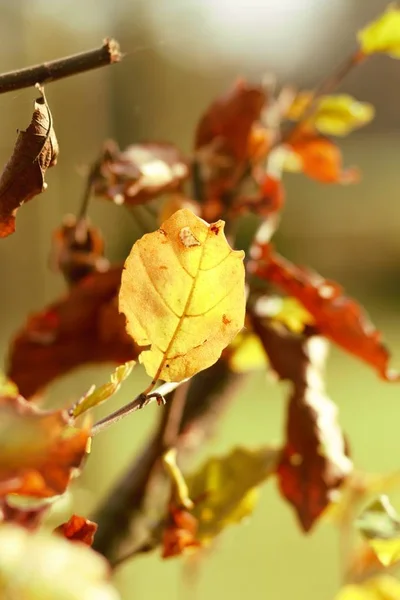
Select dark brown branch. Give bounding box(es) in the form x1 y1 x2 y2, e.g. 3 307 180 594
0 38 122 95
92 359 248 562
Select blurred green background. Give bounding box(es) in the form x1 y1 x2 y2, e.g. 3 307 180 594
1 1 400 598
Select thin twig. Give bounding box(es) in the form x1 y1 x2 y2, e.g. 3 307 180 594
0 39 122 95
278 49 366 147
91 380 188 437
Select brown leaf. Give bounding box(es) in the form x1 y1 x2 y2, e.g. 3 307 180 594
7 267 139 399
162 503 200 559
55 514 98 546
250 244 399 380
0 91 58 238
0 394 89 498
288 134 359 184
92 139 189 206
50 214 109 285
232 174 285 221
250 316 351 531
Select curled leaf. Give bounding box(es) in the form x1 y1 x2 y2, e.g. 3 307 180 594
288 93 374 136
249 244 399 381
119 208 246 383
50 214 109 285
186 446 279 542
55 514 98 547
286 134 359 184
358 4 400 58
0 91 58 238
71 361 135 418
162 503 200 559
251 316 351 531
0 394 89 498
92 140 189 206
7 267 139 399
0 524 120 599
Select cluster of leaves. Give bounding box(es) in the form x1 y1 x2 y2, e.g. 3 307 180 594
1 5 400 599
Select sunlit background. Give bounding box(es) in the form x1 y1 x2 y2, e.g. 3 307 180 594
0 1 400 599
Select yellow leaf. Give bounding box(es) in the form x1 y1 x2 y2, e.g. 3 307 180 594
287 92 374 136
335 576 400 600
369 538 400 567
186 446 279 543
254 296 314 334
227 331 268 373
119 209 246 383
71 360 135 418
357 495 400 567
0 524 120 599
0 373 18 397
358 4 400 58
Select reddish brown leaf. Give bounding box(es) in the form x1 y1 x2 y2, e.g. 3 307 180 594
55 514 98 546
0 497 49 530
195 80 266 163
0 92 58 238
50 214 109 285
288 134 359 184
0 394 89 498
92 139 189 206
232 174 285 220
250 245 398 380
250 315 351 531
7 267 139 399
162 503 200 559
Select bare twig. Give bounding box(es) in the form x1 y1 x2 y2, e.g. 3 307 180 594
0 38 122 95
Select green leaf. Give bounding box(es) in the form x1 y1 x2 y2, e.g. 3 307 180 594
0 524 120 599
358 4 400 58
71 360 135 418
186 446 279 543
356 495 400 567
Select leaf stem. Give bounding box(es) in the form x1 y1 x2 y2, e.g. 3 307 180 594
91 379 188 437
0 39 122 95
280 49 366 146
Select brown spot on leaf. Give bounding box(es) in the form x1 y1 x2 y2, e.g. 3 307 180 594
222 314 231 325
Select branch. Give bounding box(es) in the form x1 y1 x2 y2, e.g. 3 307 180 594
92 359 249 562
0 39 122 95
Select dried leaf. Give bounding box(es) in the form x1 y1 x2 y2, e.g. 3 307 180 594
194 80 266 198
232 174 285 221
251 316 351 531
92 140 189 206
335 576 400 600
287 134 359 183
0 524 120 599
0 497 49 530
71 361 135 418
0 91 58 238
55 514 98 547
358 5 400 58
186 446 279 542
0 394 89 498
288 93 374 136
162 503 200 559
357 496 400 567
250 245 399 381
50 214 109 285
7 267 139 399
119 208 246 382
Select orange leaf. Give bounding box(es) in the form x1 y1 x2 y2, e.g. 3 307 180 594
7 267 139 399
55 514 98 546
92 140 189 206
162 504 200 559
0 395 89 498
0 91 58 238
250 245 398 380
288 134 359 184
